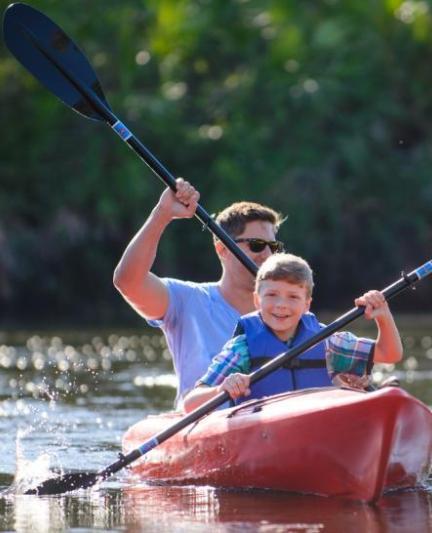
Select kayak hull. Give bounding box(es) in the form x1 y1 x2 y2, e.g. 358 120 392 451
122 387 432 502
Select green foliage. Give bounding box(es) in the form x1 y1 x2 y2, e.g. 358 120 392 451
1 0 432 323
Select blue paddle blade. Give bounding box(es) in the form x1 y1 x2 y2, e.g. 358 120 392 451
3 2 111 121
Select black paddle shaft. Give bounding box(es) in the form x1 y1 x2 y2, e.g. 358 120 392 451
57 79 259 275
3 3 258 276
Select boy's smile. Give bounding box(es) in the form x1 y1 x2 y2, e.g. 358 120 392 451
254 279 311 341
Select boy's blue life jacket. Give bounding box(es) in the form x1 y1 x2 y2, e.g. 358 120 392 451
235 311 332 404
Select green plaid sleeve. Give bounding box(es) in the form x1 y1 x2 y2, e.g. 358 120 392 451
197 334 251 387
325 331 375 378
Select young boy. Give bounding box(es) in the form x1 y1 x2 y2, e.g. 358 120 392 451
183 253 403 412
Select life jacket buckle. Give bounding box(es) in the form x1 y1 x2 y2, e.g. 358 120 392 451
284 358 301 369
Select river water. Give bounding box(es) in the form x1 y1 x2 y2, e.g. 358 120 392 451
0 317 431 532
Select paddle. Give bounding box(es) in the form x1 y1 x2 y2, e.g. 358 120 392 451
23 259 432 495
2 2 258 276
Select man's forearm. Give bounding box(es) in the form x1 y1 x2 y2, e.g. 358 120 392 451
113 204 171 290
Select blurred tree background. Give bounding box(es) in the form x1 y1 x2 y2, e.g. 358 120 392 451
1 0 431 326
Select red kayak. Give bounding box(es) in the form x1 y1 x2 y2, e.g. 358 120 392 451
122 387 432 502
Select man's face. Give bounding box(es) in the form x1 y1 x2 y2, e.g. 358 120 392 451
254 279 311 341
218 220 279 281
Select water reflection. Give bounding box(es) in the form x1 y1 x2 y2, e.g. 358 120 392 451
119 484 432 532
1 486 432 532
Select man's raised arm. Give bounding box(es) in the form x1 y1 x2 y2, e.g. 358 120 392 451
113 178 199 319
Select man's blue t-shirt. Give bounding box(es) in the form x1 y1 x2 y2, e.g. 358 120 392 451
148 279 240 406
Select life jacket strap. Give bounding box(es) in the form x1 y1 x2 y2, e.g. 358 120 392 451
251 357 327 370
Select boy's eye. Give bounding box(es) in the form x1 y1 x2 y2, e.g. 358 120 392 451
265 292 278 298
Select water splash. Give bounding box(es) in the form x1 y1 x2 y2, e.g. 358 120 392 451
3 429 55 495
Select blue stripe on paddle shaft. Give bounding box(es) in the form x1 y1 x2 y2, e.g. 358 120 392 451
415 261 432 280
112 120 132 141
138 437 160 455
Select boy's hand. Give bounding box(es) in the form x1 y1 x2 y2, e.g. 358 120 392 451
158 177 200 220
355 290 390 320
218 373 251 400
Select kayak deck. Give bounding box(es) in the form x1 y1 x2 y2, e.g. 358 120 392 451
122 387 432 502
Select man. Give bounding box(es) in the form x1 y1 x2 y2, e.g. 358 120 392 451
113 178 285 406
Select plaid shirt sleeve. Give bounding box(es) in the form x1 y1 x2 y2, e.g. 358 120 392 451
197 334 251 387
325 331 375 378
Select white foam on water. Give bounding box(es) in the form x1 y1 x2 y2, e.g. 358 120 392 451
4 428 58 495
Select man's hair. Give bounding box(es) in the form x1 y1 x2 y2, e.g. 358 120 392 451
255 253 314 297
214 201 285 239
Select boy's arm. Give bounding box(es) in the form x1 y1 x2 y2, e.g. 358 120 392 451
372 312 403 363
355 291 403 364
182 384 221 413
183 335 251 413
183 374 251 413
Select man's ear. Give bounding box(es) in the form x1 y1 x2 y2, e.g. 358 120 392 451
305 297 312 313
214 239 227 258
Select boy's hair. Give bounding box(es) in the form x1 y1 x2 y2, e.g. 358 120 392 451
255 253 314 297
214 202 285 239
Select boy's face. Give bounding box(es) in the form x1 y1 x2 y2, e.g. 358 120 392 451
254 279 311 341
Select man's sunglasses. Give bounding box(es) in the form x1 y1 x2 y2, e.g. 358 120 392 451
234 238 285 254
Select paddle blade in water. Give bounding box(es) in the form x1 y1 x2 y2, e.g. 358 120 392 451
3 3 110 120
24 472 100 495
